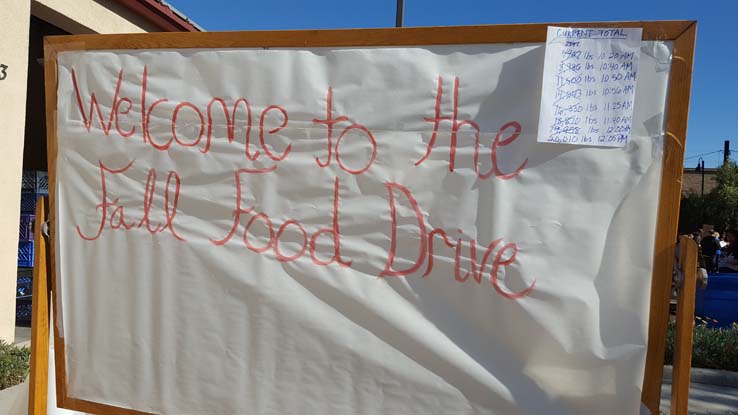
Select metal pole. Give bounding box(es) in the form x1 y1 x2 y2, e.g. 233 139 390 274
724 140 730 165
701 159 705 196
395 0 404 28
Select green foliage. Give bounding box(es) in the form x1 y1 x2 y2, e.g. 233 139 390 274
714 161 738 189
663 320 738 372
713 161 738 228
0 341 30 390
680 161 738 232
679 192 707 233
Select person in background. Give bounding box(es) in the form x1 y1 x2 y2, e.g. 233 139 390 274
718 229 738 273
690 231 706 269
714 231 722 270
700 230 721 272
692 230 703 245
718 231 729 248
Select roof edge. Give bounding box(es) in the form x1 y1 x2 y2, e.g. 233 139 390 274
113 0 202 32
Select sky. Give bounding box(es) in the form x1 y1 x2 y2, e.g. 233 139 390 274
170 0 737 167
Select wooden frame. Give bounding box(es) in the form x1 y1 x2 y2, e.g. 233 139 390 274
671 236 699 413
34 21 697 415
28 199 49 415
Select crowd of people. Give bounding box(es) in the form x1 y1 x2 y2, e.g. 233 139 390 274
690 228 738 273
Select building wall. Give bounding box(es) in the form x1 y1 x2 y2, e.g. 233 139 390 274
31 0 160 34
0 0 32 344
1 0 162 343
682 169 718 196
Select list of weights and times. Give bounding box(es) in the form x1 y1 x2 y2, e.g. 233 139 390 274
538 26 642 148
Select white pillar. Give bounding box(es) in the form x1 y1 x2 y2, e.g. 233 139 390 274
0 0 31 343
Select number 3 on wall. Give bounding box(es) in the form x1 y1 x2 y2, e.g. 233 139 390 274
0 64 7 80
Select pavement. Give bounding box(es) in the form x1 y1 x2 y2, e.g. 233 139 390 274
13 326 30 347
661 381 738 414
661 366 738 415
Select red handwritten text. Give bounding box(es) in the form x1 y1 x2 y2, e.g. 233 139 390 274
415 75 528 179
76 160 185 241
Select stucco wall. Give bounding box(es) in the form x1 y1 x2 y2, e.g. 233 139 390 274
0 0 162 343
0 0 32 344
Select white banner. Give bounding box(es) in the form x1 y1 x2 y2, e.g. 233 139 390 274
55 41 672 415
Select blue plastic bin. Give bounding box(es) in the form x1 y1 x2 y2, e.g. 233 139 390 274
21 170 48 194
695 273 738 328
19 214 34 242
20 192 42 214
15 268 33 326
18 241 34 268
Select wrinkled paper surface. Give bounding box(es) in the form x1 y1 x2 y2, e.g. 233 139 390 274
55 42 671 415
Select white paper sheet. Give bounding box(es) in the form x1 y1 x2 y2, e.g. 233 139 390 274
54 42 671 415
537 27 642 147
